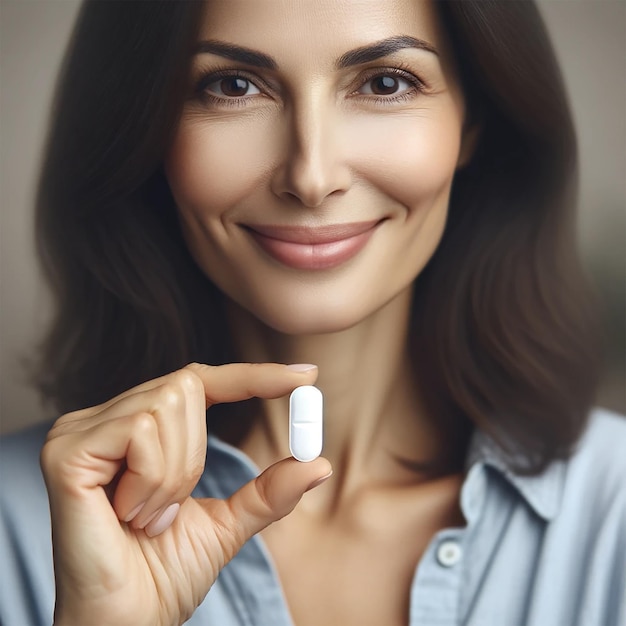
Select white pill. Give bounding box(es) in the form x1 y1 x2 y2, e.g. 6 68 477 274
289 385 323 462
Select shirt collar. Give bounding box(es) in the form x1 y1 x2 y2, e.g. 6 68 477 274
465 427 566 521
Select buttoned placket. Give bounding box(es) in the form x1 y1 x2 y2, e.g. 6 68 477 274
408 463 488 625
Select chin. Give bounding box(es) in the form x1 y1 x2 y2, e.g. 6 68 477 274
240 296 371 337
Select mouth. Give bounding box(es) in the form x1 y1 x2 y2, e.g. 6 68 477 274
242 219 383 270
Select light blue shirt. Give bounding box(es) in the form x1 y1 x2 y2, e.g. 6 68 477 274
1 408 625 625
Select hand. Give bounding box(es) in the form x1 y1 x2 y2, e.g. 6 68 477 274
40 362 332 626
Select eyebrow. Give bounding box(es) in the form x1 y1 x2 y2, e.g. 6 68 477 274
192 35 437 70
336 35 438 68
193 40 278 70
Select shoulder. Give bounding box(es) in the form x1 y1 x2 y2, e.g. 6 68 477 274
578 405 626 450
0 420 55 529
465 409 626 624
558 407 626 519
565 407 626 498
0 421 56 626
0 420 52 501
0 417 55 523
541 408 626 623
555 407 626 565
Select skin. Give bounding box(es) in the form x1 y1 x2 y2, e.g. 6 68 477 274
42 363 332 626
166 0 471 337
165 0 474 485
42 0 475 624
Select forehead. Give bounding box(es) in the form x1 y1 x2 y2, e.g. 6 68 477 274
197 0 447 62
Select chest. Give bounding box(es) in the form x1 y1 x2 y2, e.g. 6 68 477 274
261 482 465 626
264 527 423 626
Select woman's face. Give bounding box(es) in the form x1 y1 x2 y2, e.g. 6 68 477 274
164 0 471 335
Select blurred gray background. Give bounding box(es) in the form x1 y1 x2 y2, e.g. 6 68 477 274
1 0 624 434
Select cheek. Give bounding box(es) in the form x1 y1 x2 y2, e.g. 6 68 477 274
164 117 273 218
346 109 463 208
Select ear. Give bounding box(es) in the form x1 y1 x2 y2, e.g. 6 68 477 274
456 122 481 169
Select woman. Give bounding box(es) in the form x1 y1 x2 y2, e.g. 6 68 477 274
1 0 624 624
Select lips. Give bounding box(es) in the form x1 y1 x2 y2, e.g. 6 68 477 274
243 219 382 270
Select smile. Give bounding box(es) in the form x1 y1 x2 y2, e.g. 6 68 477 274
243 219 382 270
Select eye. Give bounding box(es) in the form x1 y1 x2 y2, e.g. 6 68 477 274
203 75 261 98
358 74 414 97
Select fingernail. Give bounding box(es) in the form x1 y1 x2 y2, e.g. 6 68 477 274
286 363 317 372
145 503 180 538
306 471 333 492
124 502 146 523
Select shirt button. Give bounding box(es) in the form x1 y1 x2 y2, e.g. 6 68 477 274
436 540 462 567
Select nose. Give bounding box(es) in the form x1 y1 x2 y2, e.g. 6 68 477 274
270 96 352 208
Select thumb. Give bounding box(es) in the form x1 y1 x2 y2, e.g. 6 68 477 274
208 457 332 562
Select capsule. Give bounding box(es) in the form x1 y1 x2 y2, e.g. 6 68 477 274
289 385 323 462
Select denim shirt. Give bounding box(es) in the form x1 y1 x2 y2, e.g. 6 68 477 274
1 408 625 626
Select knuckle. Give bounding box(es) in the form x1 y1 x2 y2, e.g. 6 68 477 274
48 408 90 434
129 412 158 437
53 410 79 425
39 439 60 473
39 438 82 493
156 382 185 411
141 472 164 494
156 478 181 500
172 368 203 396
136 457 165 490
184 362 212 378
148 461 166 487
46 421 64 440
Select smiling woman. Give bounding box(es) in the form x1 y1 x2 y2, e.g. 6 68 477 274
0 1 624 626
165 0 469 337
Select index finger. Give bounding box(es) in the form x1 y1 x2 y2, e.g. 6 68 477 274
184 362 318 407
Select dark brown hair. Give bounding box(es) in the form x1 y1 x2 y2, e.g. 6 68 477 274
32 0 600 474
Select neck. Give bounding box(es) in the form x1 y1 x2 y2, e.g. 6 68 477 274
221 286 453 499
